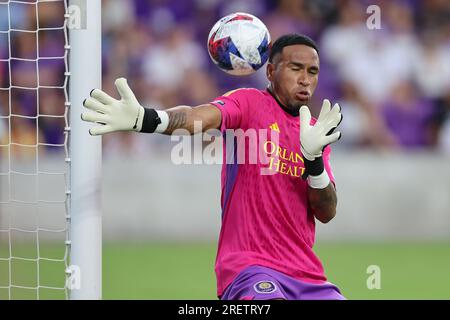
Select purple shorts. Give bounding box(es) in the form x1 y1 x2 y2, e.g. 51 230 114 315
220 265 345 300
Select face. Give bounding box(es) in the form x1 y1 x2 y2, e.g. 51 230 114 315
267 44 320 110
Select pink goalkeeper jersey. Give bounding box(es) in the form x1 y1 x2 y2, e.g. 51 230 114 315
210 88 336 297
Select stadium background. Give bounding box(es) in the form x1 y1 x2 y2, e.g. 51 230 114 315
1 0 450 299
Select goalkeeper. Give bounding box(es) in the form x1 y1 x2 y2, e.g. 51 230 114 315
82 34 344 300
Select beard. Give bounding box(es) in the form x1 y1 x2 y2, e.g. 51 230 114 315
286 97 309 110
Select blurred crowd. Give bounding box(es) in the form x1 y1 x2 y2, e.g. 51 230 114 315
0 0 66 159
1 0 450 159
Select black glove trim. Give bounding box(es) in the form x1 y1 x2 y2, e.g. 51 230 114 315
141 108 161 133
302 156 324 180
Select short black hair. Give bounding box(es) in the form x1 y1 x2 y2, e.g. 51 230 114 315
269 33 319 63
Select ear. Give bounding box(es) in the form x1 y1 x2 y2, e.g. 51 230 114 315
266 63 275 82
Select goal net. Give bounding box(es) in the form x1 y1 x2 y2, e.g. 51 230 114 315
0 0 70 300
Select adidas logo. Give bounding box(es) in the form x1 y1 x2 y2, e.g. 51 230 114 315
269 122 280 133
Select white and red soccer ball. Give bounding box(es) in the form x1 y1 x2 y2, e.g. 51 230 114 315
207 12 271 76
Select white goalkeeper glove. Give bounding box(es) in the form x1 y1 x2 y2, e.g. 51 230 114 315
299 99 342 188
81 78 166 136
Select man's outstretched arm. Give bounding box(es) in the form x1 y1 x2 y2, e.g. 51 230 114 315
81 77 221 136
163 105 221 135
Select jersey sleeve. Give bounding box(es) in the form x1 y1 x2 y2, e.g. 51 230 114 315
210 88 250 131
322 145 336 185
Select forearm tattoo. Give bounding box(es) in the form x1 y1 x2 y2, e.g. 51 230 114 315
310 185 336 207
308 184 337 222
166 111 187 132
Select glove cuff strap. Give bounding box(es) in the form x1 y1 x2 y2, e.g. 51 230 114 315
141 108 161 133
302 156 330 188
302 156 325 179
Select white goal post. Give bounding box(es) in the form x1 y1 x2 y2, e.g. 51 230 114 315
68 0 102 300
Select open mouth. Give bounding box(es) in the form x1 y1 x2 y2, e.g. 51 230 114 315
295 91 310 100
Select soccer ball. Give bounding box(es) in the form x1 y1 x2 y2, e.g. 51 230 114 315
207 12 271 76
